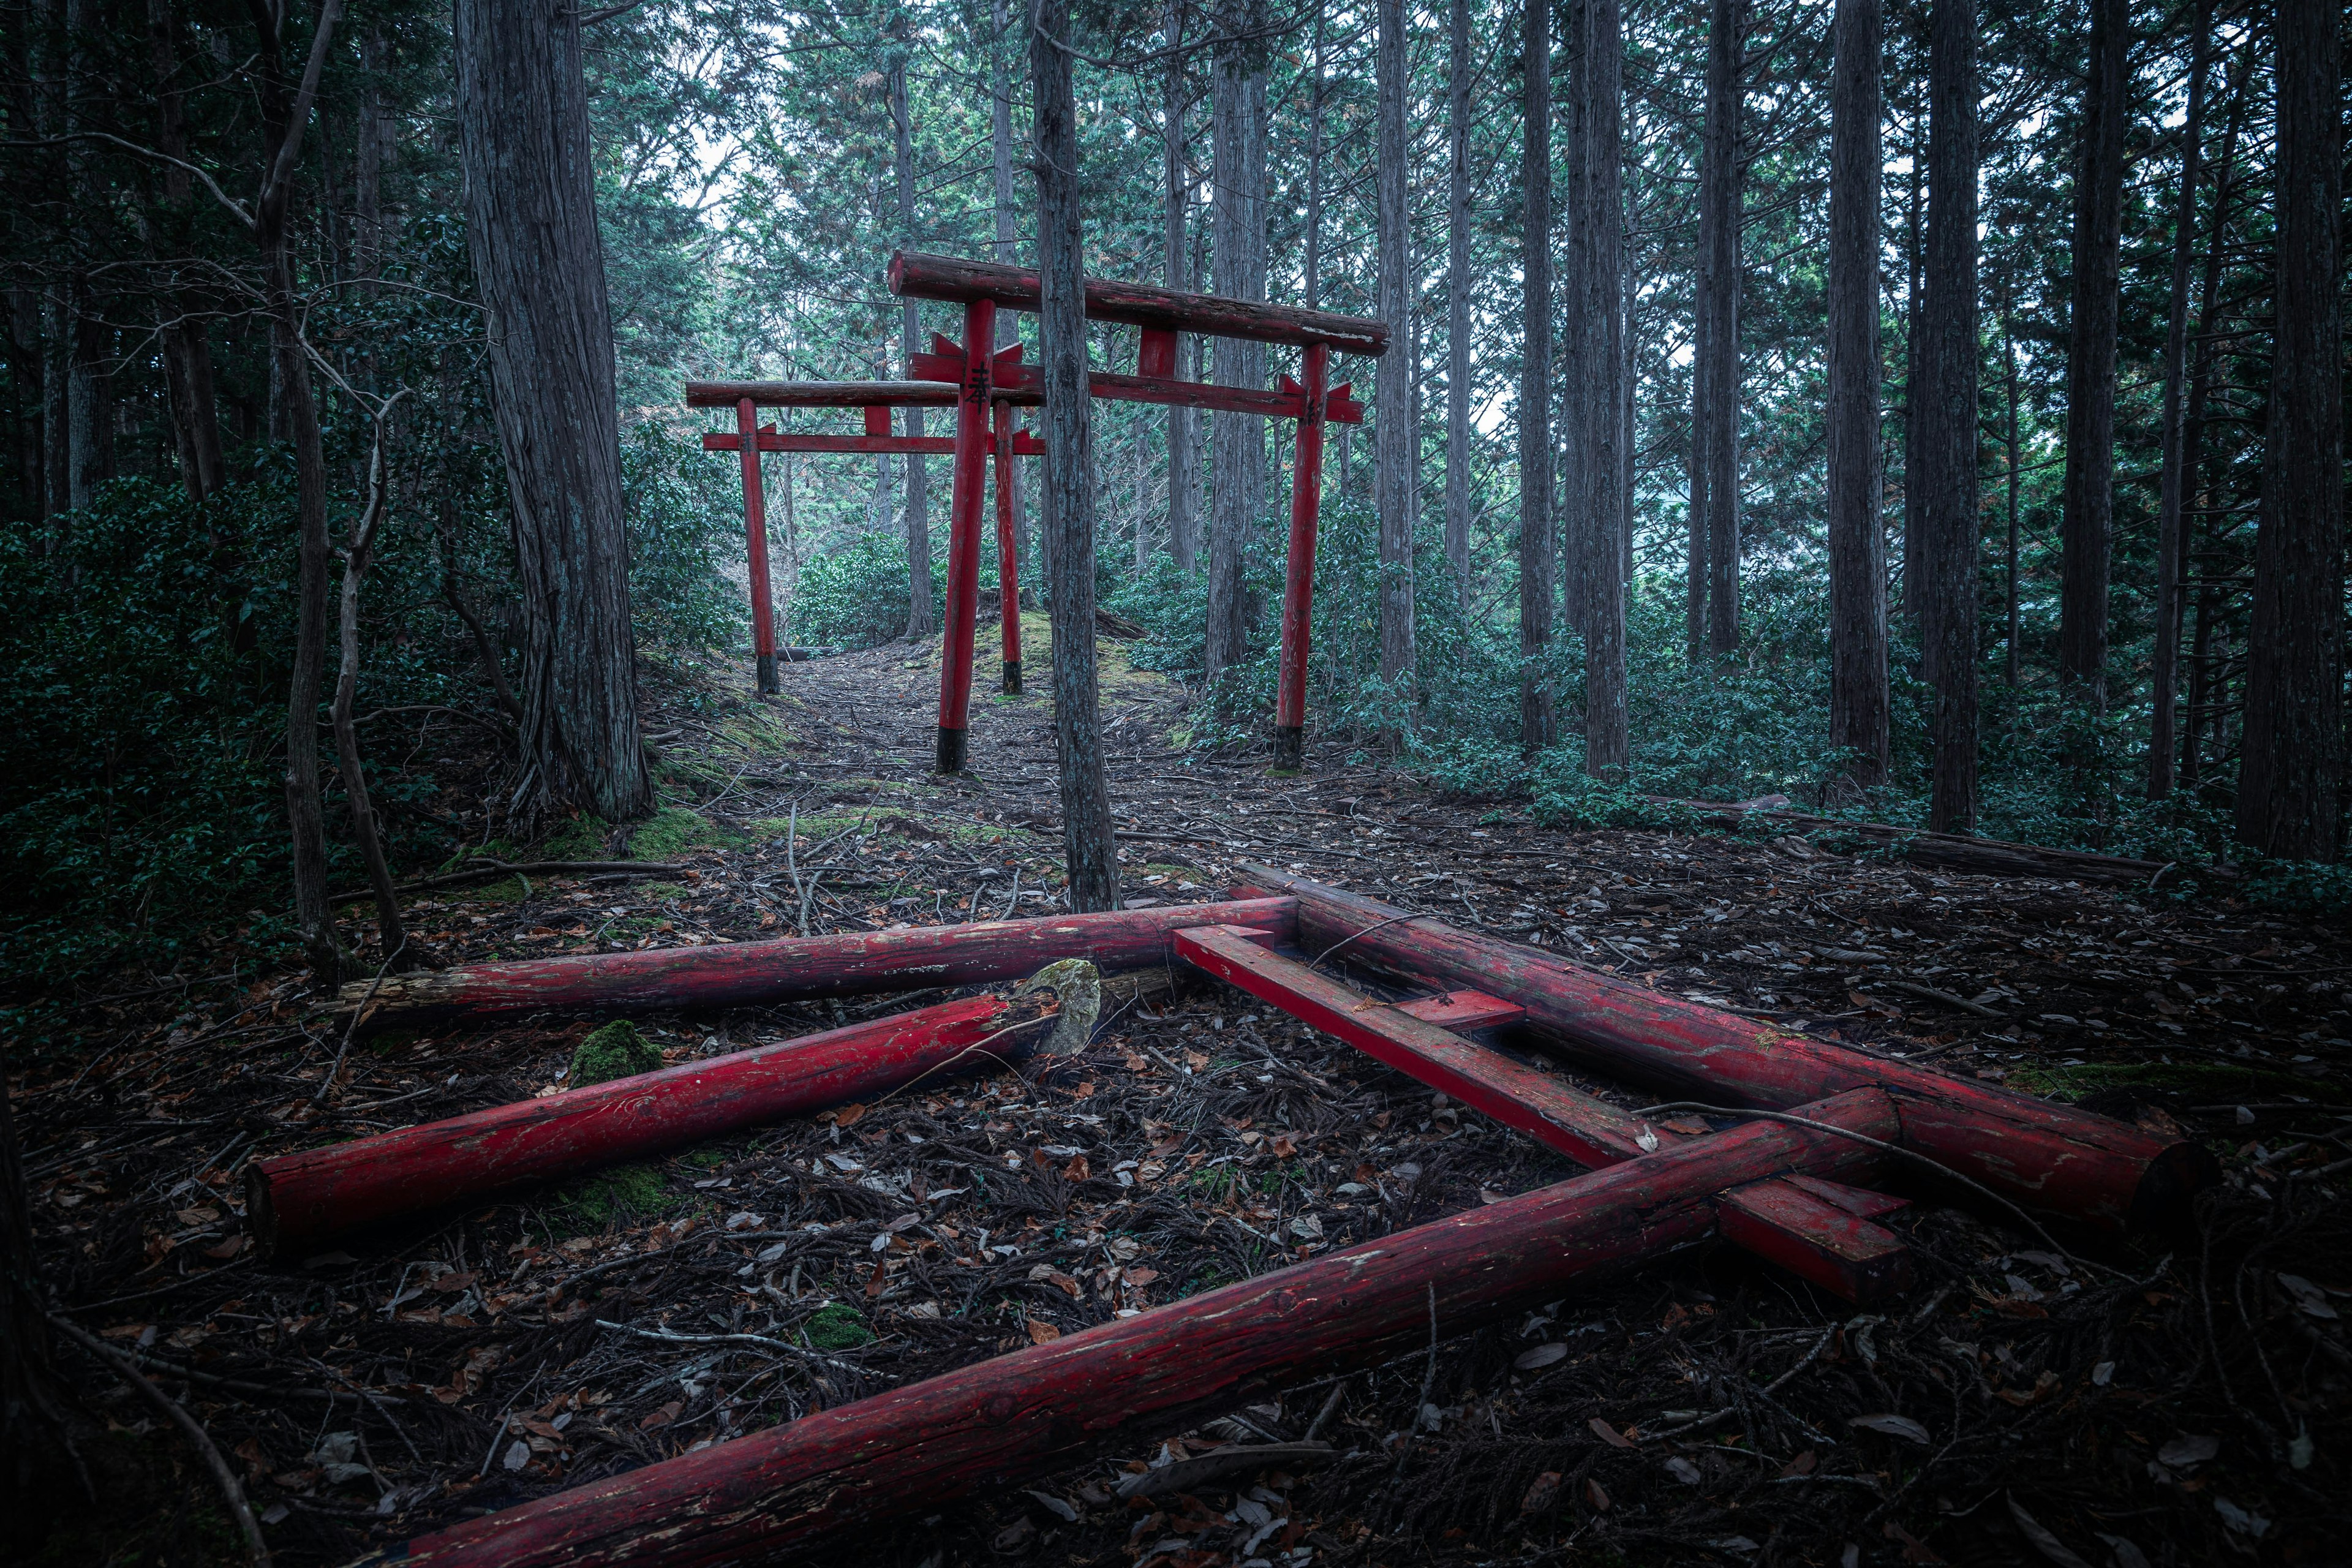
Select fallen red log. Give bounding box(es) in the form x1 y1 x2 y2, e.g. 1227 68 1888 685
360 1088 1897 1568
333 897 1298 1030
888 250 1390 356
1174 924 1913 1303
249 995 1013 1259
1231 866 2210 1232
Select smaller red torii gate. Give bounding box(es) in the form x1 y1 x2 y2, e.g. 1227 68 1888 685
684 379 1044 695
888 251 1385 774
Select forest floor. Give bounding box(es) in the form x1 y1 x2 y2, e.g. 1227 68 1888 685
14 622 2352 1568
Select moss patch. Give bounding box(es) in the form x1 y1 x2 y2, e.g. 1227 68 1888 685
805 1302 875 1349
630 805 737 859
559 1163 677 1227
571 1020 663 1087
2014 1058 2346 1104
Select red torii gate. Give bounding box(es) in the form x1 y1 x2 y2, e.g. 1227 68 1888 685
888 251 1386 774
684 379 1044 695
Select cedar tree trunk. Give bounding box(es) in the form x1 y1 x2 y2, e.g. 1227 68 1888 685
1030 0 1120 910
2235 0 2343 859
1518 0 1555 753
455 0 650 823
1825 0 1890 790
2055 0 2127 703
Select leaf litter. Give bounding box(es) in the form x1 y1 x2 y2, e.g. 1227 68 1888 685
15 638 2352 1566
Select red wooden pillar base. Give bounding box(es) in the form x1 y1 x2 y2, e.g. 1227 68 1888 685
734 397 780 695
936 300 997 772
993 399 1023 695
1273 344 1329 772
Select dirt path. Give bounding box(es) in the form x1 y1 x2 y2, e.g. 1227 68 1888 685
14 635 2350 1568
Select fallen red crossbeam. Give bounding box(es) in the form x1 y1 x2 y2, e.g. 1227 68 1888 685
333 897 1299 1030
363 1088 1896 1568
1175 924 1912 1302
1232 867 2210 1231
249 995 1013 1259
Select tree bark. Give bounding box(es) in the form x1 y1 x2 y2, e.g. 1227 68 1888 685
1030 0 1119 911
1917 0 1978 834
455 0 650 825
1163 0 1197 572
1695 0 1742 657
891 48 934 639
2235 0 2342 859
993 0 1033 592
2055 0 2127 703
1898 114 1922 625
1825 0 1889 791
1204 0 1268 698
2147 0 2211 799
1518 0 1555 754
1444 0 1472 602
1374 0 1414 718
1574 0 1627 777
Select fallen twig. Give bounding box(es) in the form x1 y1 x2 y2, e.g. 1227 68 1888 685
50 1314 273 1568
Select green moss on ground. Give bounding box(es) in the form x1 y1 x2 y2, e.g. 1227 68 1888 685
571 1020 663 1086
2015 1058 2346 1104
559 1163 677 1227
805 1303 875 1349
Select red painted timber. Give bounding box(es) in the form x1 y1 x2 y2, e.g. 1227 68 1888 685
364 1088 1896 1568
1718 1178 1913 1303
1393 989 1525 1032
1227 867 2212 1231
684 380 958 409
862 404 891 436
1174 925 1909 1302
1137 325 1178 377
733 399 780 694
936 300 995 774
889 249 1389 356
1273 344 1329 770
911 349 1368 425
247 997 1010 1258
703 432 958 456
333 898 1300 1029
1784 1171 1909 1220
992 398 1024 695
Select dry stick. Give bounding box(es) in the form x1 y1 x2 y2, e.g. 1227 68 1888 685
1390 1283 1441 1482
329 388 413 957
48 1315 272 1568
1303 1378 1349 1442
313 941 404 1109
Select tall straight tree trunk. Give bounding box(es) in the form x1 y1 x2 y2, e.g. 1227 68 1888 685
2176 43 2252 786
1917 0 1978 833
2003 307 2020 687
1558 0 1590 642
1695 0 1741 657
1205 0 1267 696
890 48 934 638
1576 0 1627 776
2236 0 2342 859
145 0 225 503
2146 0 2211 799
1898 118 1923 625
456 0 650 824
993 0 1033 592
2055 0 2127 703
1029 0 1118 910
1305 0 1324 308
1825 0 1889 790
1444 0 1472 601
1163 0 1197 571
1518 0 1555 753
1374 0 1414 712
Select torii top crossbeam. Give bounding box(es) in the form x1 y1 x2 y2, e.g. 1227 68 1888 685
886 251 1387 775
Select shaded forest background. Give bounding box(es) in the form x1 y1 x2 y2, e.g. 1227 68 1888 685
0 0 2342 1006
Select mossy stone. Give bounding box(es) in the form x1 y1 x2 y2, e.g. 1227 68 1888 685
571 1020 663 1087
559 1163 677 1227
